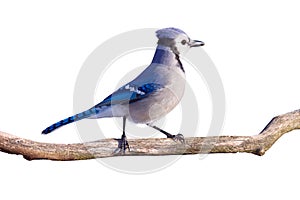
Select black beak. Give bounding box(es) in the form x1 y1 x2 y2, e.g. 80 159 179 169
189 40 205 47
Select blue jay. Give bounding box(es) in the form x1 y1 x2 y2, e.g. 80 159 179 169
42 28 204 153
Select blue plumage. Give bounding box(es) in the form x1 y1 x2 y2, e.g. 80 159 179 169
138 83 162 94
42 108 97 134
152 49 175 65
156 27 187 40
42 83 162 134
42 27 204 153
95 83 163 107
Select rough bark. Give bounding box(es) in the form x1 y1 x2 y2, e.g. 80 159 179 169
0 109 300 161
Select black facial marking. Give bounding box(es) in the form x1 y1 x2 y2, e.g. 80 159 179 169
175 54 184 73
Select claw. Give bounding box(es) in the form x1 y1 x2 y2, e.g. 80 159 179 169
169 133 185 144
114 134 130 154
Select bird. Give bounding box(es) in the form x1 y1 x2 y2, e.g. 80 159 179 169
42 27 204 153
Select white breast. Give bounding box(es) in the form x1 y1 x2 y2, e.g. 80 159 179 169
127 64 186 124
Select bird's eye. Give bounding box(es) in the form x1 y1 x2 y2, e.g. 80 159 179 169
181 40 187 45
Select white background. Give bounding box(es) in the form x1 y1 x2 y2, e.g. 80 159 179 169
1 0 300 199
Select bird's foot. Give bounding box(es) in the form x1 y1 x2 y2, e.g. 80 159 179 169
168 133 185 144
114 134 130 154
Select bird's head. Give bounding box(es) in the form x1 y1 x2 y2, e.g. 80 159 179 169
156 27 204 55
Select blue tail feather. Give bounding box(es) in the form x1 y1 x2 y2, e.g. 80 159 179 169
42 108 97 134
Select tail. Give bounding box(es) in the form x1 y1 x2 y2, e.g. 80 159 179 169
42 108 97 134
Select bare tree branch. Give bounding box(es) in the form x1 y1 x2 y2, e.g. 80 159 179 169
1 109 300 161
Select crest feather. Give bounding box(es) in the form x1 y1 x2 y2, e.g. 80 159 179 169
156 27 187 39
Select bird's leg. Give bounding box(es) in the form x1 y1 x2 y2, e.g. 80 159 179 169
114 117 130 154
147 124 185 144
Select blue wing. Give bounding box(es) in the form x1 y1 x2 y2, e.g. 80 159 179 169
94 83 163 108
42 83 163 134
